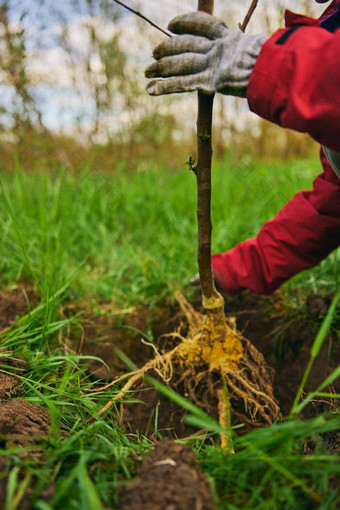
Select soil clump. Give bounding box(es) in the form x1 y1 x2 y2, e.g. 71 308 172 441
119 439 216 510
0 399 53 508
0 399 51 456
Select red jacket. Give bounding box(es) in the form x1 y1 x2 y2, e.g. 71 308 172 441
212 0 340 295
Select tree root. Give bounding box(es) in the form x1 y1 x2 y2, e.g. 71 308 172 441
89 291 280 428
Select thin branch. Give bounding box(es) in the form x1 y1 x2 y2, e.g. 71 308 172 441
239 0 259 32
112 0 172 37
195 0 225 311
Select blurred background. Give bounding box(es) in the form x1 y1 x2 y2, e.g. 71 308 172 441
0 0 327 172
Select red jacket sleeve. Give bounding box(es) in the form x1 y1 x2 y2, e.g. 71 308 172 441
247 17 340 151
211 151 340 295
211 10 340 295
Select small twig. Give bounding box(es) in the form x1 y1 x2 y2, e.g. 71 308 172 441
239 0 259 32
112 0 172 37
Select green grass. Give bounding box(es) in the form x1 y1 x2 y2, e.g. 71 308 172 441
0 154 338 307
0 155 339 509
198 415 340 510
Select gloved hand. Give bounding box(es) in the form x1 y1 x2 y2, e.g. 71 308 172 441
145 11 267 97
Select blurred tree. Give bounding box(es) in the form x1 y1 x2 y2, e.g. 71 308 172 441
0 0 324 171
0 1 42 138
55 0 139 143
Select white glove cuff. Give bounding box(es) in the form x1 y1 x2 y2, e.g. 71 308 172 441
215 32 267 96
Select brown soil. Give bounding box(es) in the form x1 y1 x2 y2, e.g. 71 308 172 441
120 385 198 439
0 399 53 509
79 303 182 380
118 439 216 510
0 399 51 454
0 285 38 331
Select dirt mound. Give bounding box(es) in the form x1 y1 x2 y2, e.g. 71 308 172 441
119 439 216 510
0 285 37 331
0 399 56 509
0 349 29 399
0 399 50 455
0 400 52 509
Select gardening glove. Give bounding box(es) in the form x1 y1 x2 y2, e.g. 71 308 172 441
145 11 267 97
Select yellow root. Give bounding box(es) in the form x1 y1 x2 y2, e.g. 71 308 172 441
91 291 280 427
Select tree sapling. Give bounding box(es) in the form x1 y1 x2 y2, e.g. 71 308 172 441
91 0 279 439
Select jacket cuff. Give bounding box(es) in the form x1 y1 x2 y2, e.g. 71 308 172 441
211 253 245 295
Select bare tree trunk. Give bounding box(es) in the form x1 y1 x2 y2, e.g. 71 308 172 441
195 0 224 313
